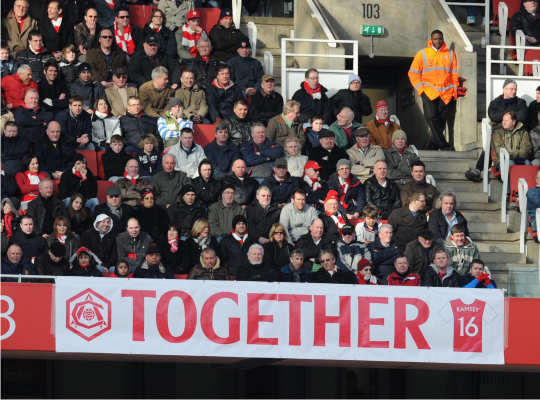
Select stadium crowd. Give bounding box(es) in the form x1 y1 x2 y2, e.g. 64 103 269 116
2 0 540 288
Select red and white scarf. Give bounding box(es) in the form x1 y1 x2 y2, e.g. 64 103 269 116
149 22 161 33
302 173 322 191
51 17 62 33
326 210 346 234
73 169 87 181
377 117 389 126
232 231 248 244
168 238 178 253
212 78 234 90
22 171 41 201
181 24 207 58
30 45 45 55
114 21 136 56
303 81 322 99
124 171 139 184
337 176 351 210
105 0 115 9
57 235 67 245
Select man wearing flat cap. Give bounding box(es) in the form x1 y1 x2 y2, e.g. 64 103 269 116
262 158 299 208
249 74 284 126
105 67 139 118
94 185 135 235
404 228 442 279
227 35 264 97
509 0 540 48
208 183 246 238
346 127 385 183
133 245 175 279
35 242 70 283
308 130 349 181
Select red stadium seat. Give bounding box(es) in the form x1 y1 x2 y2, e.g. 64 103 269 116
77 150 99 178
52 179 60 197
97 181 114 203
97 150 106 180
509 165 538 203
524 48 540 76
174 274 189 279
102 272 113 277
195 8 220 34
492 0 521 28
193 124 216 147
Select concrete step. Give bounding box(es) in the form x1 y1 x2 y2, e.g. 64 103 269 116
461 210 506 223
471 231 520 241
436 180 483 193
468 222 508 233
475 241 521 254
451 191 489 203
480 251 527 263
430 171 471 180
459 201 501 211
423 161 470 173
418 150 478 160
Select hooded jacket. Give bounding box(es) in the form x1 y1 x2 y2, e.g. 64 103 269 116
206 79 244 122
93 202 134 236
386 268 421 286
428 208 469 243
91 111 122 146
330 88 372 124
188 256 230 280
248 89 284 126
152 169 191 208
245 200 281 242
26 194 68 236
208 200 246 237
116 230 153 270
55 108 93 146
12 106 53 143
491 122 531 165
155 236 191 274
81 214 118 269
34 133 76 174
443 237 480 276
364 175 402 219
208 22 243 62
46 234 80 261
327 172 366 215
236 258 281 282
367 237 402 279
385 146 419 184
295 232 336 271
133 260 175 279
227 54 264 93
335 238 371 273
421 264 462 287
101 147 133 180
222 113 253 146
167 141 206 179
69 249 103 277
313 266 357 284
134 203 170 241
280 264 313 283
191 160 222 207
0 74 38 110
9 230 48 259
291 82 333 125
69 79 105 111
1 256 37 282
168 198 208 238
59 167 98 201
1 198 21 240
388 205 428 251
279 202 318 243
184 53 224 91
34 252 70 283
400 179 440 213
203 139 241 178
309 144 350 182
404 239 442 279
120 111 160 149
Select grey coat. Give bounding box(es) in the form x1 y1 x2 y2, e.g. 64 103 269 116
208 201 246 237
116 231 153 270
152 170 191 208
279 202 318 243
385 145 419 185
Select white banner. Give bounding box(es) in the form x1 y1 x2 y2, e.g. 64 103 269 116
54 278 505 364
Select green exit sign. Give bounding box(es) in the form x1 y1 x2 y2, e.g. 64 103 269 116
362 25 384 36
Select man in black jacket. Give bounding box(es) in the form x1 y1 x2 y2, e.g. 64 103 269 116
9 216 48 259
248 74 283 126
235 243 281 282
404 229 442 279
208 9 243 62
221 159 259 206
367 224 402 279
219 214 257 275
55 96 93 150
13 89 54 144
94 186 134 235
167 184 207 237
34 122 75 179
120 95 160 151
364 160 401 219
388 191 428 251
329 74 372 123
313 249 356 284
184 37 224 91
245 186 281 244
37 61 69 116
308 130 349 181
69 63 105 112
112 7 144 60
295 218 336 271
34 242 70 282
129 38 181 89
26 179 68 237
203 124 241 178
421 248 462 287
81 213 118 270
261 158 299 208
1 123 30 176
291 68 333 125
222 98 253 145
40 1 75 55
16 30 55 82
510 1 540 46
58 153 99 211
191 159 222 207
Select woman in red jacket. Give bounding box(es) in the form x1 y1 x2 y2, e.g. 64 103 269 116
15 154 49 205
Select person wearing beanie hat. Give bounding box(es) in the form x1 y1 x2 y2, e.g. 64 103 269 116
69 246 103 277
319 190 350 241
364 100 402 150
81 213 118 270
404 228 442 279
327 156 366 219
385 129 420 187
467 79 528 182
68 63 105 112
208 182 246 238
309 129 349 181
356 257 378 285
329 107 364 149
34 241 71 282
134 187 171 241
157 94 193 148
58 152 99 212
133 244 175 279
227 35 264 97
291 68 333 125
219 214 256 275
208 8 243 62
167 183 207 238
409 30 459 150
345 126 384 182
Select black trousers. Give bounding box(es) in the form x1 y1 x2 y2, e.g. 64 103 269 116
421 92 456 150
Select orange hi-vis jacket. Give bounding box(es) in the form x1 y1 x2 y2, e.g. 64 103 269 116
408 39 459 105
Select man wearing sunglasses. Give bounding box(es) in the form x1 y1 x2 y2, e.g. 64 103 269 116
94 186 134 235
85 28 128 89
313 250 357 284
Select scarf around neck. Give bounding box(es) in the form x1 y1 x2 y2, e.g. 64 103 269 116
303 81 322 99
326 210 345 234
168 238 178 253
302 173 322 191
124 171 139 184
114 21 136 56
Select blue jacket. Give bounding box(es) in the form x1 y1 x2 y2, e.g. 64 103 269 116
1 256 37 282
204 139 241 178
205 81 244 123
55 108 92 147
461 274 497 289
335 238 372 273
327 172 366 215
227 55 264 94
1 56 19 79
240 138 284 171
133 149 163 177
368 237 402 279
12 106 54 144
280 264 314 283
261 172 299 205
527 186 540 230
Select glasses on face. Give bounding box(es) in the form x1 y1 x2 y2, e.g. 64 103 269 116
108 195 120 199
321 258 332 263
144 197 155 200
274 231 284 235
101 36 113 39
118 15 130 19
15 5 28 9
362 268 372 272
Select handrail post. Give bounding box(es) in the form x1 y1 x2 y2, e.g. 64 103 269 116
482 118 491 193
247 21 257 61
518 178 528 254
499 2 508 74
516 30 526 76
264 50 274 76
500 148 510 223
281 37 287 103
232 0 242 30
439 0 474 52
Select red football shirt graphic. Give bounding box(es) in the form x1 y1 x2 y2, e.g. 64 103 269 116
439 299 497 352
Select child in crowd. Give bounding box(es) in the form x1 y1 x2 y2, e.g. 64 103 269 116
1 44 19 79
58 45 81 86
355 206 382 244
101 134 133 181
134 134 163 181
304 115 326 156
111 261 133 278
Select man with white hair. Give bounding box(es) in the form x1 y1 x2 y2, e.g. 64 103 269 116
185 37 223 91
167 127 206 178
139 66 176 118
152 153 191 208
12 88 54 144
236 243 281 282
2 0 39 55
1 64 38 110
367 223 402 279
329 107 364 149
246 186 281 244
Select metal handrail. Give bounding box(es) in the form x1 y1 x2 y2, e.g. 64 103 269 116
516 30 526 76
498 2 508 74
482 118 492 194
517 178 529 254
247 21 257 61
439 0 474 52
1 274 56 282
232 0 242 30
264 50 274 75
305 0 337 48
500 148 510 223
426 175 437 187
444 0 489 48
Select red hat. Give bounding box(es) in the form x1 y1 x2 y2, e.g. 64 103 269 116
324 190 339 203
304 160 323 171
357 258 373 271
187 10 201 20
375 100 389 113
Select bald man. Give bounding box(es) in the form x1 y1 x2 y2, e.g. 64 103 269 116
34 121 76 179
221 159 260 207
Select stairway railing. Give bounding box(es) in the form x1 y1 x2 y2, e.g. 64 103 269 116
500 147 510 223
305 0 337 48
481 118 492 194
518 178 528 254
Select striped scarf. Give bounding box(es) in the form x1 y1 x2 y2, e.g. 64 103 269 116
114 21 136 56
181 24 207 58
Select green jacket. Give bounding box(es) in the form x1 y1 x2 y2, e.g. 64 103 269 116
385 146 420 184
491 122 531 165
174 84 209 119
329 120 363 149
443 237 480 276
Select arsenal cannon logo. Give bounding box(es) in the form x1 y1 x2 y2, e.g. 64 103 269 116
66 289 112 341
